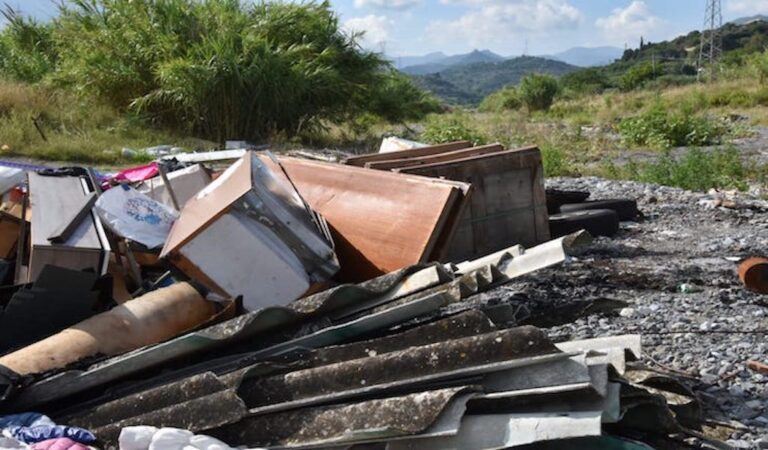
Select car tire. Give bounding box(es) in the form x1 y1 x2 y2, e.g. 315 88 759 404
545 189 591 214
549 209 620 238
559 199 639 221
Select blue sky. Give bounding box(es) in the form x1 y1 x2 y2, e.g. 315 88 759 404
5 0 768 56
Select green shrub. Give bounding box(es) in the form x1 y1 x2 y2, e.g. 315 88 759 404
420 113 486 145
643 74 696 90
0 7 56 82
560 68 610 95
47 0 430 142
540 144 574 177
635 147 748 191
478 86 522 112
618 104 724 149
750 50 768 84
519 74 559 112
619 62 656 91
366 71 443 123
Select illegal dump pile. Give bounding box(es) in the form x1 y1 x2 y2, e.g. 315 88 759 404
0 140 762 450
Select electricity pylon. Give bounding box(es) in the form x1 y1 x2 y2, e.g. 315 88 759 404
697 0 722 81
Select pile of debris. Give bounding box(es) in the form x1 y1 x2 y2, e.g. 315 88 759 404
0 140 756 449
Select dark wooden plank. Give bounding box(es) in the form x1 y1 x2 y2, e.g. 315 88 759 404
398 147 549 262
343 141 472 167
28 173 106 282
47 192 97 244
366 143 506 171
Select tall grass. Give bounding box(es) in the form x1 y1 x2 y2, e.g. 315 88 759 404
0 0 438 146
0 81 201 165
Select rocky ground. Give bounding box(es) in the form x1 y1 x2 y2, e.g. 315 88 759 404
481 177 768 448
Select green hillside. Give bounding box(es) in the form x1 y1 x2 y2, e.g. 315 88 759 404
560 19 768 93
412 56 578 105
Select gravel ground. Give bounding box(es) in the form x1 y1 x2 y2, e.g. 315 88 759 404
481 177 768 448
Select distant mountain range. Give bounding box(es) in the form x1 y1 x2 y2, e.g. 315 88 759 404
411 56 577 105
392 46 622 75
547 46 623 67
398 50 505 75
396 15 767 105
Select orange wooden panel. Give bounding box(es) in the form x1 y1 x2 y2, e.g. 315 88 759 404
263 156 468 282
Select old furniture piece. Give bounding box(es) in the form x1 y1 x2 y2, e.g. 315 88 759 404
27 172 110 282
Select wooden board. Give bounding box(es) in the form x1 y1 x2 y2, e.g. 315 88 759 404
367 143 507 171
399 147 549 262
0 212 20 259
343 141 472 167
27 173 110 282
263 156 469 282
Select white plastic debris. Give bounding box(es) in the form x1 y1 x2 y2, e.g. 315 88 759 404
379 136 428 154
95 185 178 249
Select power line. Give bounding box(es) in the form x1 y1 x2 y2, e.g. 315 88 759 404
697 0 722 81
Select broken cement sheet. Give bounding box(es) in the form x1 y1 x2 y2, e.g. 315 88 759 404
7 264 449 409
161 152 338 312
95 185 177 249
209 386 477 448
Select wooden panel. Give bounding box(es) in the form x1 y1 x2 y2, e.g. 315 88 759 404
28 173 102 249
369 143 506 171
0 214 20 258
263 156 468 282
28 173 108 282
343 141 472 167
400 147 549 262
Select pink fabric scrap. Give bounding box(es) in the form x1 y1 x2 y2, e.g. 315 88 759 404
31 438 89 450
113 162 159 184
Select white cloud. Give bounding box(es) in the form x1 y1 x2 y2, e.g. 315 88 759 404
343 15 393 49
595 1 665 44
353 0 420 10
727 0 768 15
426 0 583 50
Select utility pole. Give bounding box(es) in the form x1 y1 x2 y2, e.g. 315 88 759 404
697 0 722 82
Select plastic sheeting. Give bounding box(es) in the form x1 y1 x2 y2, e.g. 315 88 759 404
95 185 178 249
119 427 237 450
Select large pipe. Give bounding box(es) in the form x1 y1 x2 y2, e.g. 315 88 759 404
0 282 218 375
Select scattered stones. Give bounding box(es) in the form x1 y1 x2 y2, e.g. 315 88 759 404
478 176 768 447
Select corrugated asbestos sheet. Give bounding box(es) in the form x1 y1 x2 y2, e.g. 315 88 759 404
0 230 709 449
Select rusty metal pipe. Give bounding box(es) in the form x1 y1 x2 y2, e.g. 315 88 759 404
738 257 768 294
